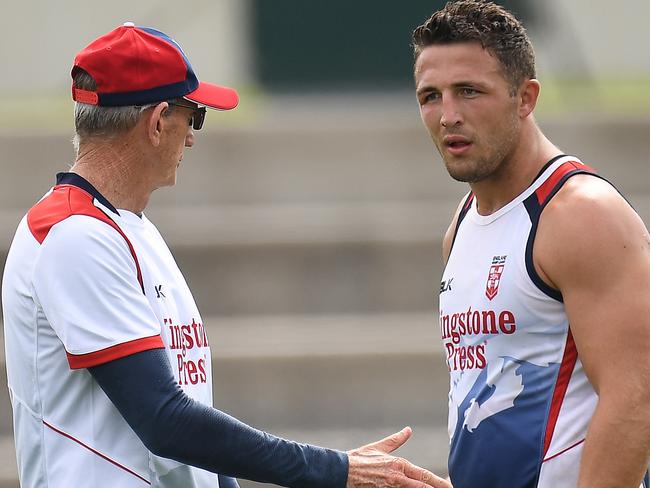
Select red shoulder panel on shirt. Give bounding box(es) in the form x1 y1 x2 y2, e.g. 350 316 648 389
27 185 145 292
535 161 596 205
29 184 117 242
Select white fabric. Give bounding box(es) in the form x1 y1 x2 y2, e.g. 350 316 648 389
440 157 599 487
2 191 218 487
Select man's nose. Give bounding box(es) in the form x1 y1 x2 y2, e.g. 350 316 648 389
440 96 462 128
185 127 195 148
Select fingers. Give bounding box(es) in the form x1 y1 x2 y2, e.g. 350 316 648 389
401 479 452 488
365 426 413 454
403 461 453 488
346 451 452 488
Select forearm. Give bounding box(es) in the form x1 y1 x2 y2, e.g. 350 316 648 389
579 397 650 488
89 350 348 488
157 395 347 487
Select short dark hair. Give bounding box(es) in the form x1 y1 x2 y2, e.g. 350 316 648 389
412 0 536 91
72 68 176 153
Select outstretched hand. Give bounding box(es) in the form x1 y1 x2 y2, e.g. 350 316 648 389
346 427 452 488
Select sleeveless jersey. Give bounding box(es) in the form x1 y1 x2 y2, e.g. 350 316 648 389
439 155 648 488
2 173 218 487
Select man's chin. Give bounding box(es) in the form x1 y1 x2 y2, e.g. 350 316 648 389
445 163 480 184
152 178 178 191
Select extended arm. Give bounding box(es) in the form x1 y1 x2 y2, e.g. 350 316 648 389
89 348 451 488
536 176 650 487
89 348 348 487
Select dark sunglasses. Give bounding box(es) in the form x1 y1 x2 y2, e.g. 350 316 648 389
167 100 206 131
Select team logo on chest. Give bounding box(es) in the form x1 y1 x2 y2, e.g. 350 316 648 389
485 255 507 301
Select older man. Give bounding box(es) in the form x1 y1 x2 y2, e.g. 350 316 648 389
2 23 450 488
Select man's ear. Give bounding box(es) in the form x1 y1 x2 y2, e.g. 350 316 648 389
146 102 168 147
518 79 541 119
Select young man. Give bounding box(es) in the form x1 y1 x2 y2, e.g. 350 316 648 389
412 2 650 487
1 23 451 488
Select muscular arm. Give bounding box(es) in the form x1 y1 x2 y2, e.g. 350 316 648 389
535 176 650 487
89 349 348 488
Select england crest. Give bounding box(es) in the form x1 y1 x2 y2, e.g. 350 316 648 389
485 255 507 301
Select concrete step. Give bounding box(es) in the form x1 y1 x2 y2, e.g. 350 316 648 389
173 241 445 317
2 117 649 209
1 238 446 318
0 436 17 488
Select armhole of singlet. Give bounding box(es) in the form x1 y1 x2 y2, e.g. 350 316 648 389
448 192 475 256
524 164 611 302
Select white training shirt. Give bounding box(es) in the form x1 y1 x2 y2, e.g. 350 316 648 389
2 173 219 487
439 156 646 488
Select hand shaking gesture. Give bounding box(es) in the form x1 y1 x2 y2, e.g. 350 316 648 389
346 427 452 488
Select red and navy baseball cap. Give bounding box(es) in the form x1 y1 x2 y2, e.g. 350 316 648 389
71 22 239 110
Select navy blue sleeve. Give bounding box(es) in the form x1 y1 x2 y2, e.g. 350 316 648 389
88 348 348 488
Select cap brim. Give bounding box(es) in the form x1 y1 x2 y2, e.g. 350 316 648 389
185 81 239 110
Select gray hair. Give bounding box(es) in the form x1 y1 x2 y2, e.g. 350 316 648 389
72 69 162 152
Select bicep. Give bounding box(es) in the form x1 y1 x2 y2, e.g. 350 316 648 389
537 180 650 391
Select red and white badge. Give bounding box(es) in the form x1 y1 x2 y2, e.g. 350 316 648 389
485 255 507 301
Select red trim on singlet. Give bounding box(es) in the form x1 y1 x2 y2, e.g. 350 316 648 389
463 193 474 210
27 184 144 292
66 334 165 369
535 161 595 205
43 420 151 485
542 438 585 463
543 330 579 457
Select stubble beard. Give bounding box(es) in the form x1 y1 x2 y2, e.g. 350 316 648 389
443 149 514 184
437 116 519 184
443 153 499 183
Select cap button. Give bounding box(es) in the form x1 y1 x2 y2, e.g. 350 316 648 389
123 21 136 27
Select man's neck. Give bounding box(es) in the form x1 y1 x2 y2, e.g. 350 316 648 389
71 137 153 214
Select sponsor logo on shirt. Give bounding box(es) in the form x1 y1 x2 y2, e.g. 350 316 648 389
164 317 210 385
440 307 517 371
485 255 507 301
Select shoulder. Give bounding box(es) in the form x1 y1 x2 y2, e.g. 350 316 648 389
541 174 640 240
36 214 138 277
28 184 123 244
535 174 648 289
45 213 127 247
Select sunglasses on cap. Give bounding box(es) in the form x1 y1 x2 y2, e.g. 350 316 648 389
166 100 207 131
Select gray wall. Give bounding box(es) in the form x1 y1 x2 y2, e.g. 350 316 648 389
1 0 250 96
